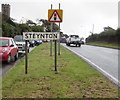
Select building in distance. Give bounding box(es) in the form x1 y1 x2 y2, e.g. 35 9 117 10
2 4 10 21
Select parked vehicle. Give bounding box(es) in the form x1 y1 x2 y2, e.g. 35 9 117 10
14 35 29 53
42 40 48 43
66 35 81 47
60 37 66 43
34 40 42 46
80 40 85 44
0 37 18 63
29 40 35 47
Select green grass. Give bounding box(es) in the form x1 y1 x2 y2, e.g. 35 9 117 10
87 42 120 49
2 43 119 98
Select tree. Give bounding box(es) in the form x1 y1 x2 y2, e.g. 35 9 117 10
86 26 117 43
39 19 51 32
19 24 32 34
2 21 15 37
31 25 44 32
39 19 59 32
26 20 36 26
116 28 120 43
52 23 59 32
7 18 16 27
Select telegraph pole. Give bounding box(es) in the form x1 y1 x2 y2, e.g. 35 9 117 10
92 24 94 35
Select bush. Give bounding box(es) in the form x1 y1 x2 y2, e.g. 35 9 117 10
86 27 118 43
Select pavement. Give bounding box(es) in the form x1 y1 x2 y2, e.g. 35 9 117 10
61 43 119 87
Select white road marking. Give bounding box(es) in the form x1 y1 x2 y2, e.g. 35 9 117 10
62 44 120 87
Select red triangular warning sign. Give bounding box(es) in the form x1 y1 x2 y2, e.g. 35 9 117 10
49 10 62 22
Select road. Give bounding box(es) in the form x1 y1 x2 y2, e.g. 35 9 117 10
61 43 119 86
0 46 36 77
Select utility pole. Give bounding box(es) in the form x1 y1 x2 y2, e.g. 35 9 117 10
92 24 94 35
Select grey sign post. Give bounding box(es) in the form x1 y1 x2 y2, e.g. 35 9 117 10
50 4 53 56
54 40 57 71
48 3 63 72
25 40 28 74
58 3 61 55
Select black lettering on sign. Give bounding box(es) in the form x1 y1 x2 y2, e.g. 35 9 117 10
25 34 28 39
33 34 35 39
53 34 57 38
40 34 45 39
46 34 48 38
36 34 40 38
29 33 32 38
49 34 52 38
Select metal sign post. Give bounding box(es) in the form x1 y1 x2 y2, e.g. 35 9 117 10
50 23 53 56
58 3 61 55
50 4 53 56
25 40 28 74
54 40 57 71
48 3 63 72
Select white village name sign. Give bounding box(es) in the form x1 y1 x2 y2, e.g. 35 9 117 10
23 32 60 40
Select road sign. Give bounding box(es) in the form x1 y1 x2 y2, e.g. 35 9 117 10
23 32 60 40
48 9 63 22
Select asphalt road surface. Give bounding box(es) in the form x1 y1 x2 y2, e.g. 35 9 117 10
0 46 36 77
61 43 119 86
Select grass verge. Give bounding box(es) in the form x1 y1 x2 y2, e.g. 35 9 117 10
2 43 119 98
86 42 120 49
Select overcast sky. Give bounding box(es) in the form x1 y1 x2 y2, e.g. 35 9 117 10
0 0 119 38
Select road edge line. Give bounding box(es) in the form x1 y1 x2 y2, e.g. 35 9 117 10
62 44 119 87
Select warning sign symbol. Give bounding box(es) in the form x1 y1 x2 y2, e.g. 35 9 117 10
48 10 63 23
54 13 57 21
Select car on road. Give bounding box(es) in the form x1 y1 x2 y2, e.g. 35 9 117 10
66 35 81 47
80 40 85 44
60 37 66 43
0 37 18 63
14 35 29 53
34 40 42 46
29 40 35 47
42 40 47 43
